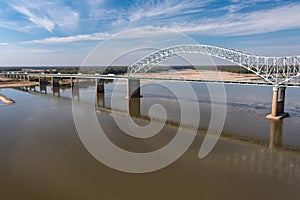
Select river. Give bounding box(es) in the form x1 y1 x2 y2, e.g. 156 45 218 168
0 81 299 199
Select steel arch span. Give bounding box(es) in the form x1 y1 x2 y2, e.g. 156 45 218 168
128 44 300 85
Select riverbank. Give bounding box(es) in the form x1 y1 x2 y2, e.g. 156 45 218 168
0 93 15 104
131 69 264 83
0 77 39 88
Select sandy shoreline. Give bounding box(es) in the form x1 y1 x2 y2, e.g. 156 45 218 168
0 94 15 104
0 77 39 88
130 69 264 83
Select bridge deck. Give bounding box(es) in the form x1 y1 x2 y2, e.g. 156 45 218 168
1 73 300 87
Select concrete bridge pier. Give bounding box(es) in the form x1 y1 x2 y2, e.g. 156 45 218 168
28 76 35 82
70 78 75 89
127 79 142 98
96 79 105 93
39 77 47 86
267 86 289 120
17 74 23 79
71 78 79 91
95 79 105 108
51 77 60 87
127 79 142 117
72 85 80 101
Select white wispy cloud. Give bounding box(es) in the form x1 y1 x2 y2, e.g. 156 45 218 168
12 4 54 32
23 32 111 44
108 0 300 37
9 0 300 44
128 0 209 22
30 49 64 53
112 0 212 26
166 3 300 36
11 0 79 32
0 43 9 46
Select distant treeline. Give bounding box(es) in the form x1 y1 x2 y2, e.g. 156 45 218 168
147 65 251 74
217 66 251 74
78 66 127 74
0 65 251 74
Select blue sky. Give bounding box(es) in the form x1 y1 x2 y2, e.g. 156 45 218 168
1 0 300 66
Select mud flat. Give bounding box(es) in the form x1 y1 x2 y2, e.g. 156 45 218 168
0 77 38 88
0 94 15 104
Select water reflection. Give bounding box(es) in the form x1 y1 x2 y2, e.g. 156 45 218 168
96 91 105 108
52 86 60 97
128 98 141 117
14 81 300 153
269 119 283 148
39 85 47 94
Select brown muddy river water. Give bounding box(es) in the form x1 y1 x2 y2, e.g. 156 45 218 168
0 80 300 200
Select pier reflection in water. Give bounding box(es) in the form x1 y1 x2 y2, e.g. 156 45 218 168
52 86 60 97
16 81 300 152
269 119 283 148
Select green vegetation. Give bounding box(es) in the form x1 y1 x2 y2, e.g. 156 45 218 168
0 65 251 74
78 66 127 75
217 66 251 74
55 67 79 74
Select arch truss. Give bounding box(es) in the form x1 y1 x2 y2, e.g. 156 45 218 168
128 44 300 85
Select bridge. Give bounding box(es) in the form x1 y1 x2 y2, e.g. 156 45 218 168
1 44 300 120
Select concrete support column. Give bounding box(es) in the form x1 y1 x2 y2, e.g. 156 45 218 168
39 77 47 85
127 79 141 98
51 77 60 87
96 79 105 93
70 78 74 89
71 78 80 91
271 86 279 117
278 86 286 114
95 79 105 107
127 79 142 117
267 85 289 120
72 80 80 101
